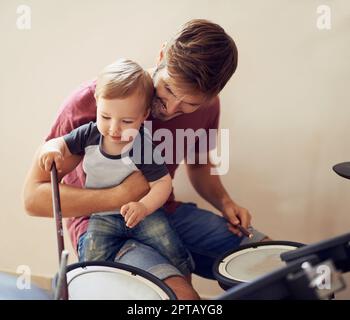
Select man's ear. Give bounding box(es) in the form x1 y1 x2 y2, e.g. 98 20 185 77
156 42 167 66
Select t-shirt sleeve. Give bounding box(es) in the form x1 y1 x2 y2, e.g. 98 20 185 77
132 126 169 182
45 80 97 141
138 155 169 182
63 122 95 155
195 96 220 155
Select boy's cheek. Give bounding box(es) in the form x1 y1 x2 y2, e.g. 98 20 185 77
121 128 139 141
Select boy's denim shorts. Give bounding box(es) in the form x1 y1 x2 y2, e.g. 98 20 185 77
78 202 266 280
79 210 194 276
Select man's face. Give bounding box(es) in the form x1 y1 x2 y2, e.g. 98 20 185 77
151 66 208 121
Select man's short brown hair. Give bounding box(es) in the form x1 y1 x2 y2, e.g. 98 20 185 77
95 58 154 110
165 19 238 97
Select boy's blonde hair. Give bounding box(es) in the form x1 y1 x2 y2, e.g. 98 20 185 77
95 58 154 110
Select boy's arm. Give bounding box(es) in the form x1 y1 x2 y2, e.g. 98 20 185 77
121 173 172 228
23 146 150 218
139 173 172 215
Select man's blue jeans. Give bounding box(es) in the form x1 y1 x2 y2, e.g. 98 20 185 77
78 202 266 280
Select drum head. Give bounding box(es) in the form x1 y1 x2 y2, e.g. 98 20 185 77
64 261 176 300
214 241 304 289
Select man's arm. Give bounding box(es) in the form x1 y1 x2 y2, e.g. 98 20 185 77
185 153 252 235
23 146 150 218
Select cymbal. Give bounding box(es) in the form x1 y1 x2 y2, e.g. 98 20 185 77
333 162 350 179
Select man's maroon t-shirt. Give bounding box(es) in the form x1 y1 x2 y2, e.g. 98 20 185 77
46 80 220 250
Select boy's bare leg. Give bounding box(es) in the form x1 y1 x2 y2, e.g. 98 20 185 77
164 276 200 300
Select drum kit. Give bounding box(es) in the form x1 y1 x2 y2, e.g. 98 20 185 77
1 162 349 300
213 162 350 300
214 233 349 300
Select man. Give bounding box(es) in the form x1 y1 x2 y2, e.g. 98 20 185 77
23 19 269 299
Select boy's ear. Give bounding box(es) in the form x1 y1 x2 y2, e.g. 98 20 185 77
156 42 167 66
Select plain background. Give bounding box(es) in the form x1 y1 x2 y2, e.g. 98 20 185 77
0 0 349 298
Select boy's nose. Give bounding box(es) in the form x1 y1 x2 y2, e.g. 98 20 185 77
109 124 121 135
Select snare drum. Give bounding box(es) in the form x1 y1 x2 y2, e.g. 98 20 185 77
213 241 304 289
216 255 325 300
61 261 177 300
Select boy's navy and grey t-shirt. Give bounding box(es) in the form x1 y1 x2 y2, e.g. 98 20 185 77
63 122 168 214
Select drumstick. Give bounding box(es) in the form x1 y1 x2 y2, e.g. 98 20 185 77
50 163 69 300
54 250 69 300
50 162 65 263
236 224 254 239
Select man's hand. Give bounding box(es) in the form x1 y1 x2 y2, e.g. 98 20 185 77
120 201 148 228
222 200 252 237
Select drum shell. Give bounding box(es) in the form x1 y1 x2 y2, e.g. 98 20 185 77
54 261 177 300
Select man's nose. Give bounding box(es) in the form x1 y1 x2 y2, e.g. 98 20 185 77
166 98 181 115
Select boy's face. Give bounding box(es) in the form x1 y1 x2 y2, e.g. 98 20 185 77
96 91 149 145
151 66 209 121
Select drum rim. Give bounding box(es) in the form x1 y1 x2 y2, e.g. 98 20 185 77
213 240 305 288
63 261 177 300
281 232 350 263
218 256 319 300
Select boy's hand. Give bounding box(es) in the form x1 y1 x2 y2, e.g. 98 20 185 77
120 201 148 228
39 150 64 172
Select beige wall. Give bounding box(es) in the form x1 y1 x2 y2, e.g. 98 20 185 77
0 0 349 299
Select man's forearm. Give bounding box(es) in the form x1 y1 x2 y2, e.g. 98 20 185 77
186 163 232 212
23 147 150 218
26 181 129 218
